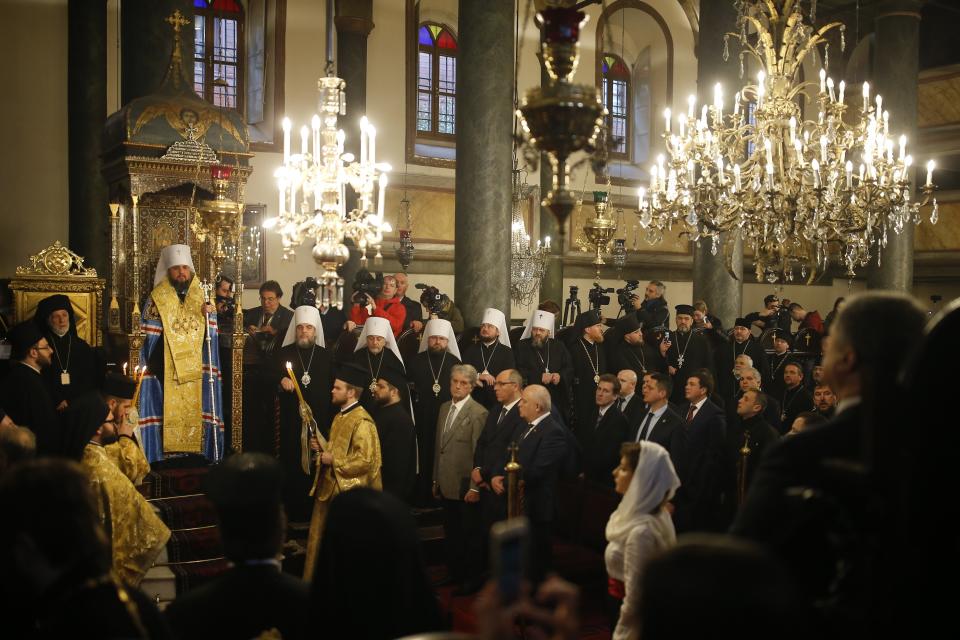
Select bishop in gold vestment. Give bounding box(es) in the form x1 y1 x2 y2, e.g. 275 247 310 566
303 366 382 581
138 244 224 463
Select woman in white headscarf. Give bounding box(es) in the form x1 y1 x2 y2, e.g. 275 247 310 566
605 440 680 640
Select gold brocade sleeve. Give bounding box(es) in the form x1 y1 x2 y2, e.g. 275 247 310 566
83 445 171 587
334 416 383 488
104 437 151 486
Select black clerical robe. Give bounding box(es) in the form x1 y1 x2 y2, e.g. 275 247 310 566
665 330 714 404
275 343 333 521
780 384 815 432
242 305 294 454
40 330 103 407
607 340 666 378
716 338 770 403
578 404 629 488
461 341 515 408
409 349 460 501
346 347 407 414
569 337 608 431
515 338 573 422
765 351 796 400
0 362 60 455
372 401 417 503
320 306 348 350
729 413 780 500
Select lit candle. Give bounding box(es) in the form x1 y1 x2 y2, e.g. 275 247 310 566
360 116 369 166
717 156 725 184
733 163 741 191
789 116 797 144
757 81 765 109
664 108 671 133
637 187 646 209
687 158 695 184
899 135 907 161
734 91 741 116
886 139 894 164
882 111 889 135
678 113 686 138
545 236 551 249
875 94 883 116
838 80 845 104
859 163 866 182
123 362 128 377
794 138 804 166
862 81 870 112
687 94 696 119
819 68 826 93
650 165 659 191
812 159 821 188
764 138 773 166
845 160 853 188
369 125 377 168
827 77 835 102
300 126 309 156
700 105 708 128
377 173 388 219
311 115 321 159
282 117 291 163
926 160 935 186
820 135 829 163
714 83 722 116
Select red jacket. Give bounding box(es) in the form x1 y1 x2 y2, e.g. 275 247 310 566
799 310 824 334
350 296 407 337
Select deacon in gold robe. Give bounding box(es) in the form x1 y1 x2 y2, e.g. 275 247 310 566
138 244 224 463
101 371 151 485
303 363 382 581
61 393 171 587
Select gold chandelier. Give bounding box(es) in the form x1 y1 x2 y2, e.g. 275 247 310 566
635 0 938 283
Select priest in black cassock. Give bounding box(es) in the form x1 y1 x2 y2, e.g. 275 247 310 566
0 323 59 455
516 310 573 423
372 365 417 504
409 318 461 503
664 304 715 405
605 314 666 379
346 317 407 413
33 294 103 410
715 317 770 405
766 329 797 402
567 309 608 431
462 307 515 409
275 305 333 521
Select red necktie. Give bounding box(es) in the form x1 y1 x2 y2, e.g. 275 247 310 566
686 404 697 422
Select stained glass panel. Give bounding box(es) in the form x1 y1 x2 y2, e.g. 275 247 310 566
419 25 433 46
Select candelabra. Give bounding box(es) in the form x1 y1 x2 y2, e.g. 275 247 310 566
194 164 243 279
577 191 618 279
517 4 607 242
265 0 391 307
635 0 938 283
510 169 550 307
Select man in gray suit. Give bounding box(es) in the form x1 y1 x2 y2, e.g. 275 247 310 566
433 364 488 594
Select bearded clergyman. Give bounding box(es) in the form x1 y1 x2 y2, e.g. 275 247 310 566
137 244 223 463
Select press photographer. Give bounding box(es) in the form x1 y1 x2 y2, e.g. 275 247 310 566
415 283 464 333
615 280 640 318
588 282 615 313
291 276 347 346
346 271 406 337
214 274 236 333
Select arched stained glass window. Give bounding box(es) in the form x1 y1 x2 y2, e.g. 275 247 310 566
601 53 631 158
193 0 244 110
417 23 458 137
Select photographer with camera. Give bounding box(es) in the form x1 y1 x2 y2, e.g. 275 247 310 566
394 273 425 333
635 281 671 332
214 275 236 334
346 272 406 338
744 294 791 334
290 277 347 347
615 280 641 318
416 283 465 333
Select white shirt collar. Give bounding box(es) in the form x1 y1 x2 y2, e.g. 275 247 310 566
18 361 42 374
692 396 708 411
503 397 521 412
529 411 550 427
340 400 360 414
598 401 615 417
649 402 669 419
620 392 635 405
450 395 471 412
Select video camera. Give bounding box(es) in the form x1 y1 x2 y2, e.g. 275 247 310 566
615 280 640 309
291 276 322 309
588 282 614 311
352 270 384 305
415 283 449 316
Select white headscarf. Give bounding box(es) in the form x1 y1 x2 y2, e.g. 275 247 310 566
480 308 512 348
355 316 404 366
605 441 681 545
153 244 196 286
418 318 461 360
520 309 556 341
282 305 325 348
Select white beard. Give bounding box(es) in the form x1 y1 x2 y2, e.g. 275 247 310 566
52 327 69 338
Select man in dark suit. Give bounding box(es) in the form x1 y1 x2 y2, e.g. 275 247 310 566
472 369 525 528
165 453 309 640
513 384 568 584
779 362 814 431
577 373 629 488
568 309 609 432
730 366 783 433
615 369 647 430
394 272 425 333
729 388 780 508
732 293 927 633
673 368 726 533
632 372 683 459
606 314 666 378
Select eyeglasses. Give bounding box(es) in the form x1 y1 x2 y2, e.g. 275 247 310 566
493 381 517 387
35 345 53 352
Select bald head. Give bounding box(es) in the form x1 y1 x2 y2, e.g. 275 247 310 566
617 369 638 397
519 384 552 423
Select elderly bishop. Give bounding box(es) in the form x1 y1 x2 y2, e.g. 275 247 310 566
138 244 223 463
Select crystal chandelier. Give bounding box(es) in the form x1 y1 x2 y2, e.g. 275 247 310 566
264 0 391 307
635 0 938 283
510 169 550 307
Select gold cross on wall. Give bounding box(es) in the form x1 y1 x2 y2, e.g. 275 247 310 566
165 9 190 34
